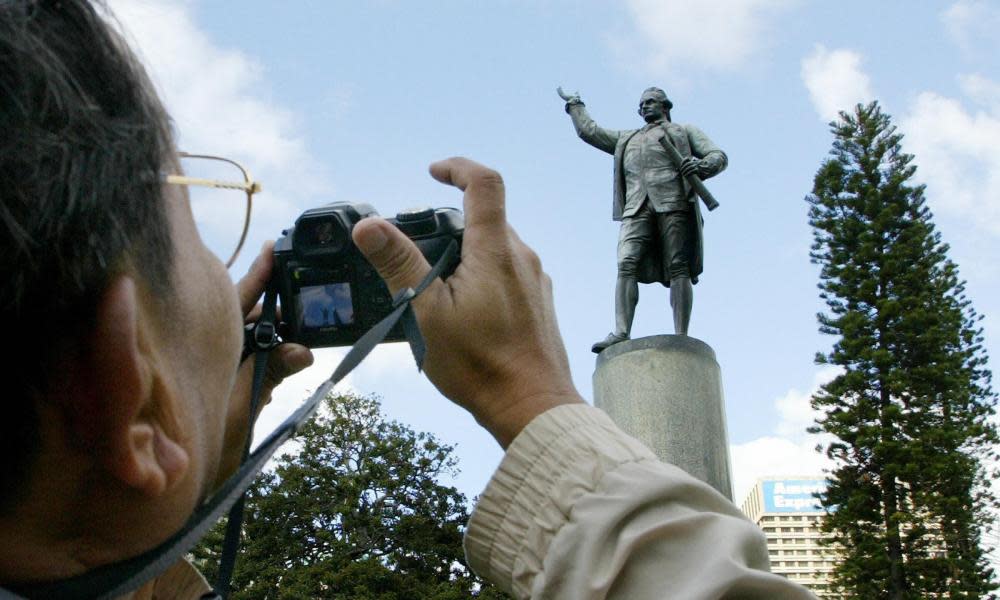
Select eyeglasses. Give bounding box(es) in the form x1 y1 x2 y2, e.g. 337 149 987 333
164 152 262 268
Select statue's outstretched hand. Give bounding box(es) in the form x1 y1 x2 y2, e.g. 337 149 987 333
557 86 581 104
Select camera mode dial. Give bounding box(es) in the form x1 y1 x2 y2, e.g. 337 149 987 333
395 207 436 237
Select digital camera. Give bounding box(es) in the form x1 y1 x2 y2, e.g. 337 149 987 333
272 202 463 348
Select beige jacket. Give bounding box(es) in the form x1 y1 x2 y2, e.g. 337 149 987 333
464 405 818 599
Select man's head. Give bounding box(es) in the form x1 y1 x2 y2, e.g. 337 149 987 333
638 86 673 123
0 0 245 583
0 0 174 509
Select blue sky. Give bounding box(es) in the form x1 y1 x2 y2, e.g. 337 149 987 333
108 0 999 540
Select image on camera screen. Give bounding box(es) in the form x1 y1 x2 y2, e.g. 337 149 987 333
298 283 354 330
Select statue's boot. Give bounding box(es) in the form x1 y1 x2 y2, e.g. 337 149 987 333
592 275 637 353
670 276 693 336
592 331 628 354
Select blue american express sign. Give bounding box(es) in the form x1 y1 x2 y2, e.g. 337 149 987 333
762 479 825 513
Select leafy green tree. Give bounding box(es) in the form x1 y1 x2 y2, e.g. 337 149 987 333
192 392 508 599
807 101 998 598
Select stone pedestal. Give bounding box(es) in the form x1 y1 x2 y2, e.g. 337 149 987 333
593 335 733 499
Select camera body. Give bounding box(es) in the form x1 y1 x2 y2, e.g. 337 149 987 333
273 202 463 348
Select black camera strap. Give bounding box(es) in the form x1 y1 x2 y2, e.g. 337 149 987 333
214 283 278 597
2 239 458 600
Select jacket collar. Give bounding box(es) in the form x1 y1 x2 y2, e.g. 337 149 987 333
642 118 668 131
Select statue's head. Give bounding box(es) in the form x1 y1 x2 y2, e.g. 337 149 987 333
638 87 673 123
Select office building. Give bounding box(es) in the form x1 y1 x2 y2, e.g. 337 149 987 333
740 478 839 597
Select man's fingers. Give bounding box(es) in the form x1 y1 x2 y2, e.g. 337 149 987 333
236 241 275 315
352 216 433 296
249 343 314 402
244 302 284 325
429 157 506 234
262 343 313 395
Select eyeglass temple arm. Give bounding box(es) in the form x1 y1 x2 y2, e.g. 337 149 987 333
167 152 258 268
166 152 262 193
164 174 262 194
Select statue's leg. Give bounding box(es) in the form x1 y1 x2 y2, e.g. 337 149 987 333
593 206 652 353
670 276 692 335
616 205 654 337
615 274 638 337
660 210 694 336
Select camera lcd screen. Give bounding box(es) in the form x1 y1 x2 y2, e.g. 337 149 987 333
297 283 355 331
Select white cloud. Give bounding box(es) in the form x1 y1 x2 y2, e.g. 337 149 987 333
958 73 1000 111
774 379 822 440
731 436 831 505
899 74 1000 236
106 0 331 271
612 0 797 78
110 1 306 170
731 366 839 504
800 45 874 122
943 0 1000 56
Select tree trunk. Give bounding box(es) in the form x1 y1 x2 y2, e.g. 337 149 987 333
879 382 908 599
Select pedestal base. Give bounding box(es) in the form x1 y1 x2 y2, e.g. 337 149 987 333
593 335 733 499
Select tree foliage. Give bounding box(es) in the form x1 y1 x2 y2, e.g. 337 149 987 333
807 101 998 598
192 392 508 599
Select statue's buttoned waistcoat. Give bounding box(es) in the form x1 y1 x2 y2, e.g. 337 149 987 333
621 121 695 217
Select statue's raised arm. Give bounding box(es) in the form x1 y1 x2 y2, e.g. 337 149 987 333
558 87 621 155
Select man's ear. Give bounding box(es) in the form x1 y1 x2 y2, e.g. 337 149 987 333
76 275 190 497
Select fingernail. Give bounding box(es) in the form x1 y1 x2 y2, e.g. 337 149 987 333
356 219 387 254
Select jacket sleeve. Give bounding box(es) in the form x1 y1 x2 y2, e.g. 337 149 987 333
464 405 817 600
684 124 728 179
566 102 622 155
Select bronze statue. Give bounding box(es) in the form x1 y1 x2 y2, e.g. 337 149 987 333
558 87 727 353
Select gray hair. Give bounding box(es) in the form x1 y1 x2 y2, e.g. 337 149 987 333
0 0 177 510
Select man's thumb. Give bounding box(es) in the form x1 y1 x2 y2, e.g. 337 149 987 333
352 217 432 295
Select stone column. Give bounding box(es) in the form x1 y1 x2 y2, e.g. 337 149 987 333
593 335 733 499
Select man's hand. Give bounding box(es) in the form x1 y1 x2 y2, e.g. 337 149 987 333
680 156 706 179
557 86 581 104
352 157 584 448
215 242 314 488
